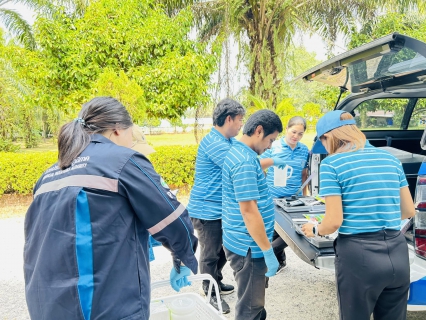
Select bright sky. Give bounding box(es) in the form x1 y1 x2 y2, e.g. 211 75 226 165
295 31 348 60
2 3 35 23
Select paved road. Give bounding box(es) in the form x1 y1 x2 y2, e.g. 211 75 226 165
1 217 425 320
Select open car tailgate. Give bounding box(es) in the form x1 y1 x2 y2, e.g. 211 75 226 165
274 205 336 272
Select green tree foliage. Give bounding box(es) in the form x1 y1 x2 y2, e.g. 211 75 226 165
162 0 424 109
0 30 50 148
349 12 426 49
301 102 322 130
92 69 146 122
279 46 344 113
276 98 298 128
245 45 339 128
349 12 426 126
33 0 216 120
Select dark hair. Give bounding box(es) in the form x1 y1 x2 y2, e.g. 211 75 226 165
243 109 283 137
287 116 306 130
58 97 133 169
213 98 246 126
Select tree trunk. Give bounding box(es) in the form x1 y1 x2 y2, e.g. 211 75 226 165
246 4 280 109
194 105 202 144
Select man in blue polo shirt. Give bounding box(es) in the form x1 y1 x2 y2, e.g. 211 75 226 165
222 109 283 320
187 98 246 313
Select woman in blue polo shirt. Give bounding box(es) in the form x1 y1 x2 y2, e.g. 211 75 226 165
260 116 309 271
302 110 415 320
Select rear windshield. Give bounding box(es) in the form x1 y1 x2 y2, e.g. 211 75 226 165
355 98 408 130
355 98 426 130
349 47 426 88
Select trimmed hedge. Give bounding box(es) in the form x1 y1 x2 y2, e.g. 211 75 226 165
0 152 58 195
0 145 197 195
149 145 197 189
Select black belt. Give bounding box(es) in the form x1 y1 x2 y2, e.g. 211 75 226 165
338 229 400 240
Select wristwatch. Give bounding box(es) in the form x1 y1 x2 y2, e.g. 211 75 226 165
313 225 322 237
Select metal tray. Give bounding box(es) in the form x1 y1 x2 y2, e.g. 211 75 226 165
274 197 325 213
293 223 336 249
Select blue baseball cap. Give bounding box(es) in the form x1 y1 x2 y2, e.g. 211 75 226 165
311 110 356 154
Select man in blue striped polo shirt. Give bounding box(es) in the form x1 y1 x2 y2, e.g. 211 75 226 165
187 98 246 313
222 110 283 320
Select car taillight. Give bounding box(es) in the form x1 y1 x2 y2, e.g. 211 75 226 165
416 202 426 210
415 227 426 258
414 208 426 259
414 167 426 259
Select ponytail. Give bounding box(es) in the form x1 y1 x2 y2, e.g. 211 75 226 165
57 120 91 170
57 97 133 170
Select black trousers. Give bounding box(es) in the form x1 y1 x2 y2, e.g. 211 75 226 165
224 248 267 320
334 230 410 320
272 230 287 263
191 218 227 289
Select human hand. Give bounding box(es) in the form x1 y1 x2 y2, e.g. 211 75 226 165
170 265 191 292
301 223 315 238
262 247 279 277
271 156 286 169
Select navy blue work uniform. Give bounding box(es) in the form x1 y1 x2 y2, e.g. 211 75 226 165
24 134 198 320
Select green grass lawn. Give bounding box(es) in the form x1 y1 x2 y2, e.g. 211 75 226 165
18 131 316 153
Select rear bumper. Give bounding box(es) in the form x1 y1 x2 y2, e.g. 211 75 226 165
407 245 426 310
275 208 426 310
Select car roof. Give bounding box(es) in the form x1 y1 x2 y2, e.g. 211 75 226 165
294 33 426 93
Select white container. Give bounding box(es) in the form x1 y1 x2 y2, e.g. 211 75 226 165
169 297 196 320
150 300 170 320
150 274 226 319
274 165 293 187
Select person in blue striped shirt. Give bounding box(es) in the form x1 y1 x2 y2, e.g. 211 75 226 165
187 98 246 313
222 109 283 320
302 110 416 320
260 116 309 272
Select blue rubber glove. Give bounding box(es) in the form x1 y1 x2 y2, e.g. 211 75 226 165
271 156 286 169
175 276 191 290
262 247 279 277
170 265 191 292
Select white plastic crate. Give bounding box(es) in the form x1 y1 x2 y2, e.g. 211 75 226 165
150 274 226 320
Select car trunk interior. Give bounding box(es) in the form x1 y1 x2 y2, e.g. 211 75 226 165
366 130 425 198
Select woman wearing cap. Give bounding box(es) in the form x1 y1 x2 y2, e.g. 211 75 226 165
131 125 156 156
260 116 310 272
301 110 415 320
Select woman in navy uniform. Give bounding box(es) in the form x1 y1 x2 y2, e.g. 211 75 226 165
24 97 198 320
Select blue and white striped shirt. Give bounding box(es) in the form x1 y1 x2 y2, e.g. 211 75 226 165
319 141 408 235
188 128 235 220
260 138 309 198
222 141 275 258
